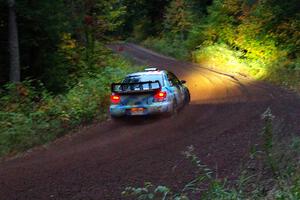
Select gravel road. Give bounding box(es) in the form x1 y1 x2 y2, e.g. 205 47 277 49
0 43 299 200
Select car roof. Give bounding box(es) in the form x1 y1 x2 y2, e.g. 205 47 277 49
126 70 166 77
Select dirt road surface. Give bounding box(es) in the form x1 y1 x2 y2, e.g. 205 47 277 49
1 43 299 200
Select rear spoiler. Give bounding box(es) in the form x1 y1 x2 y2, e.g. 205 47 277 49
111 81 161 94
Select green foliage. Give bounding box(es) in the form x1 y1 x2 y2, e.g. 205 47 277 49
44 37 113 92
0 53 135 157
261 108 277 174
192 44 250 75
143 0 300 92
140 0 200 59
122 0 171 39
164 0 194 41
191 0 300 91
1 0 129 91
142 37 189 61
14 0 73 88
123 183 173 200
130 20 154 41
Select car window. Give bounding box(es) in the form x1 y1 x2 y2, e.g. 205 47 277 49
123 74 163 85
171 72 181 84
167 72 180 86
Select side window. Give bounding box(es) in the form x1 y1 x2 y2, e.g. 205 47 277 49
167 73 179 86
166 73 174 86
172 73 181 85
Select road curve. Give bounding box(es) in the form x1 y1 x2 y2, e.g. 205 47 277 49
0 43 299 200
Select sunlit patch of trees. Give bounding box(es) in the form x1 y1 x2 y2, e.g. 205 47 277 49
141 0 300 91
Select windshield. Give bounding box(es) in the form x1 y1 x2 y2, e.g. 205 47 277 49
123 74 164 85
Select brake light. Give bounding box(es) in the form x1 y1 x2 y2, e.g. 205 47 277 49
154 91 167 101
111 94 121 104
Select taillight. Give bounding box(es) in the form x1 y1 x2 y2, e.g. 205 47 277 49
154 91 167 101
111 94 121 104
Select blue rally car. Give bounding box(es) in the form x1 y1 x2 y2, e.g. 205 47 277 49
109 68 190 118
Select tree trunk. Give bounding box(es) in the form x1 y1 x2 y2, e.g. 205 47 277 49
8 0 20 83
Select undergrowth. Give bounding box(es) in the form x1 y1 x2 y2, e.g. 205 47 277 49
192 44 300 93
142 37 190 61
0 53 137 157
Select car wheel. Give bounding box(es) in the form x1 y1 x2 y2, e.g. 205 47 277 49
185 89 191 105
110 115 122 122
172 98 178 115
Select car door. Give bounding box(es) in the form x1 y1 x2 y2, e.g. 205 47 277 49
167 72 184 105
171 72 186 105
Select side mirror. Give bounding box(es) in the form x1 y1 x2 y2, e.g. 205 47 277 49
181 80 186 84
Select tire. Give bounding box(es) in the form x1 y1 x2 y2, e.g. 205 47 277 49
110 115 122 122
184 89 191 105
171 98 178 115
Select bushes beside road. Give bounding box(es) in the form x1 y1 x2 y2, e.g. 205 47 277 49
0 53 135 157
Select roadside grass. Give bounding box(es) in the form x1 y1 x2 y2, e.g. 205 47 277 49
192 44 300 93
0 52 139 158
122 109 300 199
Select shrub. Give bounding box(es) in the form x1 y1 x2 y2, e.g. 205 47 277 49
192 43 251 76
0 53 137 157
142 37 190 61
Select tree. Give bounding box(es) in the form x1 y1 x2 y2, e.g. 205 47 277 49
164 0 193 41
8 0 20 82
73 0 126 69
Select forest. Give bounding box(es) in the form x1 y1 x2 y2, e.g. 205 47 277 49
0 0 175 155
0 0 300 198
1 0 299 89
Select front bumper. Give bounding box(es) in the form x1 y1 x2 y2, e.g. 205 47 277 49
109 101 172 117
